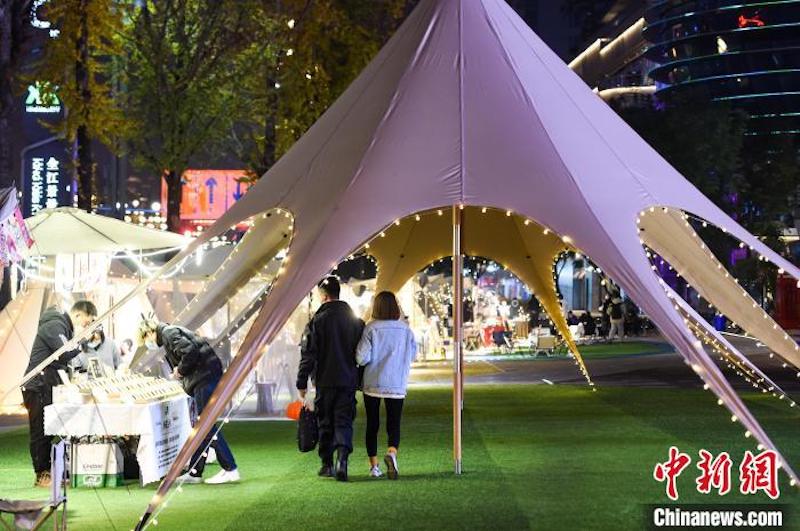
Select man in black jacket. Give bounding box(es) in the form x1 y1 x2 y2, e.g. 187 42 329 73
23 300 97 487
297 276 365 481
138 319 240 485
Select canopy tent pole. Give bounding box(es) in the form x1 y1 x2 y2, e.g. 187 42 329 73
452 205 463 475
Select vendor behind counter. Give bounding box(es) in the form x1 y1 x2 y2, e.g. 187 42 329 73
72 325 121 372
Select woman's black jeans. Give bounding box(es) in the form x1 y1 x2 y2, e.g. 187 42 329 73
364 394 404 458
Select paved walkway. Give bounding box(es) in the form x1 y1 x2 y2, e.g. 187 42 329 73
410 335 800 394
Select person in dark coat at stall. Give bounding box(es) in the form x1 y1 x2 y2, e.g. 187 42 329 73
297 276 365 482
566 311 579 326
23 300 97 487
525 296 541 329
579 310 597 338
137 318 240 485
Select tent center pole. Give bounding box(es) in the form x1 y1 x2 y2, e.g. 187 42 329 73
452 205 463 475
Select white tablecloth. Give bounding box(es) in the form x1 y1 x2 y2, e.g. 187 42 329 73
45 395 191 485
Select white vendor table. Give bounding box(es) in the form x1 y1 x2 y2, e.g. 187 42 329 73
44 395 191 485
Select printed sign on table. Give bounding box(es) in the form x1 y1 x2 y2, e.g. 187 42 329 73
137 396 192 485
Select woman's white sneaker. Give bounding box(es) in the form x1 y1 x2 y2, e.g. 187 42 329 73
384 453 399 480
204 468 240 484
369 465 383 478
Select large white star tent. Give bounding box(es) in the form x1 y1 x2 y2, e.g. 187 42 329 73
13 1 800 526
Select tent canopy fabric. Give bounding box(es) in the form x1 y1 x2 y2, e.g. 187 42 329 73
174 213 292 330
25 207 190 255
0 286 46 413
51 0 797 523
640 209 800 368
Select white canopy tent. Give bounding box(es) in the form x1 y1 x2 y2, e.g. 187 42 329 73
0 208 191 412
23 207 189 256
13 1 800 525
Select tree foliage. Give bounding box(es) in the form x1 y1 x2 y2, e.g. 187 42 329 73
619 97 749 211
230 0 411 181
124 0 252 230
737 136 798 228
34 0 127 148
621 96 798 302
32 0 128 209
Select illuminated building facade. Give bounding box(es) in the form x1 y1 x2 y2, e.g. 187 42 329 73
644 0 800 136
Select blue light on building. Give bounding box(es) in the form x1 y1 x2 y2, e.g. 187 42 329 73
644 0 800 136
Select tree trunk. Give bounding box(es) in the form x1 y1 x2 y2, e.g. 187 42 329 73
76 124 93 210
75 0 93 211
166 169 182 232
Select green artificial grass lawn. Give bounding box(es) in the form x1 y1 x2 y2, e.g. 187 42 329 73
1 384 798 530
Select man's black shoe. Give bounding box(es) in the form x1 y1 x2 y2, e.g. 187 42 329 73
318 464 334 477
335 453 348 482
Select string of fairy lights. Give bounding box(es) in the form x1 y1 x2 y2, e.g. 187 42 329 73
15 244 196 286
328 206 597 388
639 209 800 404
648 251 800 391
141 203 800 524
659 282 798 487
133 210 293 374
140 210 299 529
638 207 800 382
550 250 595 389
176 209 293 323
682 311 796 408
638 207 800 487
655 277 794 403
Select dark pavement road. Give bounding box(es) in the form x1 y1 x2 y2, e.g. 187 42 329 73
410 336 800 395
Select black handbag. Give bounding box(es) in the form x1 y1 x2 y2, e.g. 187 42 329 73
297 406 319 453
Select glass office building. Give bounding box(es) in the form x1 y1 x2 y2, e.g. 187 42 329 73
644 0 800 136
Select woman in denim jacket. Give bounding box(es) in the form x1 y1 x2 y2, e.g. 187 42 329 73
356 291 417 479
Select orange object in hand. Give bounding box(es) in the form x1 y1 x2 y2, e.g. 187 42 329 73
286 400 303 420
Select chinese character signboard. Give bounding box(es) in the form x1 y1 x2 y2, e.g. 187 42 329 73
23 149 70 217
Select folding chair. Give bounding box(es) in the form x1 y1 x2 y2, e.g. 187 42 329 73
0 441 67 530
464 326 482 351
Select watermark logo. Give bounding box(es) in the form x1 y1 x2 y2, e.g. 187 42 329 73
741 450 780 500
696 450 733 496
654 447 780 500
654 446 692 501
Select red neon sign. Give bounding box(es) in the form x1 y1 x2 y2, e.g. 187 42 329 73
738 13 765 28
